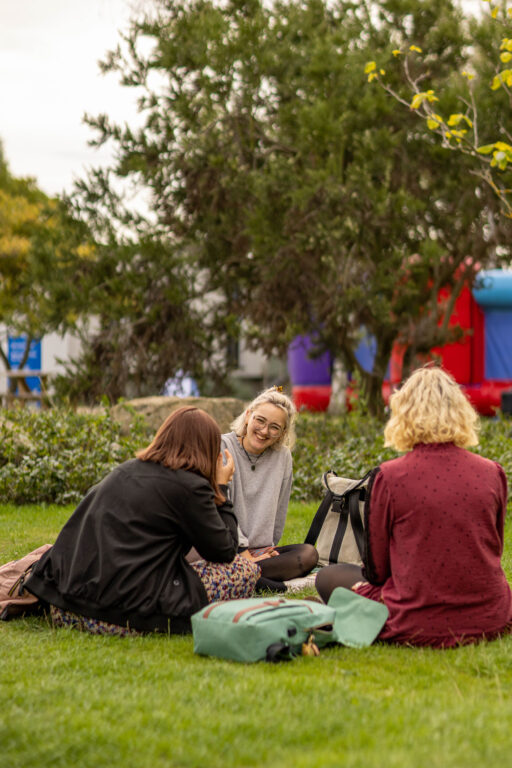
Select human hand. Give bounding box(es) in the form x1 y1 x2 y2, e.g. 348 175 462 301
216 448 235 486
251 547 279 562
239 550 271 562
252 552 274 562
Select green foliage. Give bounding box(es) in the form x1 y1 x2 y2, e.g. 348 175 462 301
0 407 147 505
473 412 512 480
292 410 512 502
292 411 398 501
51 210 230 403
368 1 512 216
3 406 512 507
0 143 93 373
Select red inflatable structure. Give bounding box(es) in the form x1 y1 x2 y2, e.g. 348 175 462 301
288 270 512 415
384 271 512 415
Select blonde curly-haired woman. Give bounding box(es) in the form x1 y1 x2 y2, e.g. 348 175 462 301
316 366 512 647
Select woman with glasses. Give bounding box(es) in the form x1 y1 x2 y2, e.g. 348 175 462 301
220 386 318 591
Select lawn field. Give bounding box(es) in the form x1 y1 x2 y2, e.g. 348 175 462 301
2 501 512 768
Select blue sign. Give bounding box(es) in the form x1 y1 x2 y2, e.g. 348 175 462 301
7 336 42 392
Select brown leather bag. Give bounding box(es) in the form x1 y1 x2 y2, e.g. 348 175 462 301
0 544 52 620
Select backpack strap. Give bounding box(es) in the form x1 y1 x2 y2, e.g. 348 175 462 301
304 471 336 546
328 495 349 563
265 642 294 662
349 469 372 560
348 489 365 560
362 466 382 580
232 599 289 623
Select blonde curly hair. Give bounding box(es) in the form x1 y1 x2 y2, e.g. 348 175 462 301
231 386 297 450
384 366 479 452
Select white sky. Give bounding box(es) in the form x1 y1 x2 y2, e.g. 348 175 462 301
0 0 143 196
1 0 483 198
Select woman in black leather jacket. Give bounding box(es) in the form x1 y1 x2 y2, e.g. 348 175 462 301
26 406 260 635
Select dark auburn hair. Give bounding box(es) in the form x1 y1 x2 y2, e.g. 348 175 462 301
136 406 224 504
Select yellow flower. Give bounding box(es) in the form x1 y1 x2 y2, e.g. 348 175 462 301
392 49 402 57
409 45 423 53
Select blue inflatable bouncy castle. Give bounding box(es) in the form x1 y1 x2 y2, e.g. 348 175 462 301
467 269 512 413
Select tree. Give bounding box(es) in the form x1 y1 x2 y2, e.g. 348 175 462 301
59 167 234 403
71 0 512 414
0 144 91 391
365 0 512 216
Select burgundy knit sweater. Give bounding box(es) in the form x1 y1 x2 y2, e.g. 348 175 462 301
359 443 512 647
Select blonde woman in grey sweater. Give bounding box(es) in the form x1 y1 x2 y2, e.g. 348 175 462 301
221 387 318 592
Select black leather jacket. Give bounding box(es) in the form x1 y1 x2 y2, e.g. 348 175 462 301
26 459 238 633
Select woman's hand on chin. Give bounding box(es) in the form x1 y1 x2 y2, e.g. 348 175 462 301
216 448 235 485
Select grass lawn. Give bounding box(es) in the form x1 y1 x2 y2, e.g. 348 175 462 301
2 501 512 768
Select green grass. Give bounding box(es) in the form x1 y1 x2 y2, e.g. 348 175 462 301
3 502 512 768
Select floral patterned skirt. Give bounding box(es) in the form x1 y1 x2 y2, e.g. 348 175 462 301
50 604 140 637
190 553 260 603
49 554 260 636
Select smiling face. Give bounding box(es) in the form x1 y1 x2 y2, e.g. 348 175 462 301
242 403 287 455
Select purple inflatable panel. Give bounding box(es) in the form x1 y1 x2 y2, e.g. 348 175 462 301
287 335 332 386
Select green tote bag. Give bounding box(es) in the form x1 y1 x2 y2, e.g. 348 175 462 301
192 587 388 663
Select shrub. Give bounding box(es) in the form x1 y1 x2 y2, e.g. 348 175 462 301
1 406 512 506
292 410 512 503
0 406 147 505
291 411 397 502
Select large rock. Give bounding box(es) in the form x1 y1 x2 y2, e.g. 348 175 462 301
111 396 246 436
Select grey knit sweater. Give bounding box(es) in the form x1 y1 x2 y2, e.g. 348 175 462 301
221 431 293 548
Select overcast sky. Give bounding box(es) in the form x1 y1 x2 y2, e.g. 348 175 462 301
0 0 142 196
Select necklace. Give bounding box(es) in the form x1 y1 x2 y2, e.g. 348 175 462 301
241 438 264 471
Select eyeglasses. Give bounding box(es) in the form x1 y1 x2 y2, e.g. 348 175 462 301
252 414 284 437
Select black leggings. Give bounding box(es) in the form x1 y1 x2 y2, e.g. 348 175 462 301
257 543 319 582
188 542 318 581
315 563 364 603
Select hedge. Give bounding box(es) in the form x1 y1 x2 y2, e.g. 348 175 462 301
0 406 147 505
0 405 511 506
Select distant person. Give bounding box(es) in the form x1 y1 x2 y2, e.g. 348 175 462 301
162 370 199 397
220 386 318 592
25 407 259 635
316 366 512 647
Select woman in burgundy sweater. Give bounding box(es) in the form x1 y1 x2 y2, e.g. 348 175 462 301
316 366 512 648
